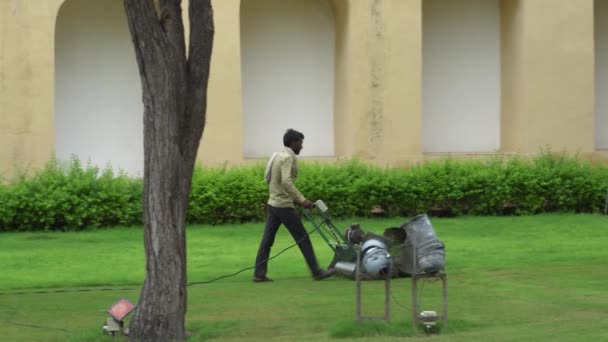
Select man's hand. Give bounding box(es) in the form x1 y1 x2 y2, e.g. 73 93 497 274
302 200 314 209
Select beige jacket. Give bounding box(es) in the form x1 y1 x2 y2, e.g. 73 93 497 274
265 147 307 208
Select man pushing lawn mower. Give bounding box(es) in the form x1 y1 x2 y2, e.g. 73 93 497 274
253 129 335 283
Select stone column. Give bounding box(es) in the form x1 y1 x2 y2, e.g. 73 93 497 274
333 0 423 165
0 0 62 179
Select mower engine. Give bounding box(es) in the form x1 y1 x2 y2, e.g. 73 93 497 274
333 230 392 279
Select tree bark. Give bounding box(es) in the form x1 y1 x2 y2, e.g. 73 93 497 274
123 1 213 340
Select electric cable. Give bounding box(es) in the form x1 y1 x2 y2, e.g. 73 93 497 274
0 287 139 296
416 277 443 312
416 278 428 315
0 304 72 333
0 223 321 337
418 278 426 304
0 224 321 296
0 224 321 334
187 224 319 286
4 320 72 332
390 291 411 311
389 275 438 312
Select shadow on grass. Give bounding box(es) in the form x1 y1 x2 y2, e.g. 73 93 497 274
329 318 480 339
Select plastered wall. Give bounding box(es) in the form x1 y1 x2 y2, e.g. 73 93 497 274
0 0 604 179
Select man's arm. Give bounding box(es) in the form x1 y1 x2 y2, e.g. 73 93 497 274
280 156 308 206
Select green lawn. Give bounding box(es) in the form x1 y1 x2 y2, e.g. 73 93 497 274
0 214 607 341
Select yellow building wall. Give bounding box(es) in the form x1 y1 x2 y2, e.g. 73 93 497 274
502 0 595 155
0 0 247 178
198 0 244 165
501 0 526 153
0 0 604 179
525 0 595 154
333 0 422 166
0 1 61 178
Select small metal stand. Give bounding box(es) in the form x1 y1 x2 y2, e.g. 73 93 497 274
410 248 447 330
103 298 135 337
411 272 447 330
355 248 391 321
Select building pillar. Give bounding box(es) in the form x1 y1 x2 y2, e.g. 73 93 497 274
0 0 61 179
333 0 422 165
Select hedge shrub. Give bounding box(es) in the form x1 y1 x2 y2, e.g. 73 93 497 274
188 164 267 224
0 152 606 231
0 158 142 231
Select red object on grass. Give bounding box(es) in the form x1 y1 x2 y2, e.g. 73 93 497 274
107 298 135 321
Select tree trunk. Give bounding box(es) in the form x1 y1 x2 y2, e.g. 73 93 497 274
123 1 214 340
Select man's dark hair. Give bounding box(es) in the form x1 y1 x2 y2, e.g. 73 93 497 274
283 129 304 147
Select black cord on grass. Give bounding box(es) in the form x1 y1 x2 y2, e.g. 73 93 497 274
418 279 425 311
390 291 411 311
0 226 321 296
0 304 72 333
389 277 432 312
0 287 140 296
187 225 317 286
0 220 417 333
5 320 72 332
0 225 321 334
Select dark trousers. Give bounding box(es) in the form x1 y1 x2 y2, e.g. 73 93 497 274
254 205 321 278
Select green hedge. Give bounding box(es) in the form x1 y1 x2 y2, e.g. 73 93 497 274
1 153 607 231
298 154 608 218
0 158 143 231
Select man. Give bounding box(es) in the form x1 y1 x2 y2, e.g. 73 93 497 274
253 129 334 282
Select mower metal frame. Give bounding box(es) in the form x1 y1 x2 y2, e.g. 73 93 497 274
301 207 358 268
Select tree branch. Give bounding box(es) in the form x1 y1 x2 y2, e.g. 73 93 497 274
125 0 189 150
158 0 186 60
181 0 214 161
124 0 163 67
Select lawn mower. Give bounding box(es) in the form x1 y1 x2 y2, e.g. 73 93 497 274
302 200 446 280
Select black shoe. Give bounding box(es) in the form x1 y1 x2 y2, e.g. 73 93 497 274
253 276 273 283
313 269 335 281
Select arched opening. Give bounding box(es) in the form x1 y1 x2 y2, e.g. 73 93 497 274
422 0 501 153
55 0 143 174
240 0 335 157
